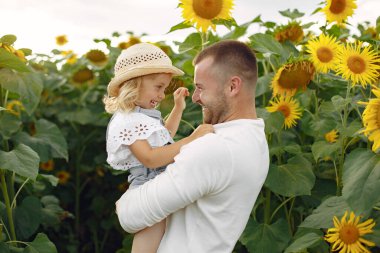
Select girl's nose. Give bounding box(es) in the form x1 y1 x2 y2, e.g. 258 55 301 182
159 91 165 100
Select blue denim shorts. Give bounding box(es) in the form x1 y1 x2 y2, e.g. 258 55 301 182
128 165 166 189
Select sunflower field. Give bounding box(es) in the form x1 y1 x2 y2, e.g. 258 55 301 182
1 0 380 252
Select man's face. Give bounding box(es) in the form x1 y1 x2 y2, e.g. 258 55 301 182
192 57 228 124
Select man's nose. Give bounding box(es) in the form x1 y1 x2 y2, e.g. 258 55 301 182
192 89 200 103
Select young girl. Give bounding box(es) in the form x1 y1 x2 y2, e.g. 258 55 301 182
104 43 213 253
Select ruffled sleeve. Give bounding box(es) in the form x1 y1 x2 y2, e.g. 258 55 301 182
106 112 173 170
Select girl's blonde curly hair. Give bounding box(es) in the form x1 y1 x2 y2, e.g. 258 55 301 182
103 77 142 114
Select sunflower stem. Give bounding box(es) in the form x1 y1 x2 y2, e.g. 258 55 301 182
0 170 17 245
337 83 352 195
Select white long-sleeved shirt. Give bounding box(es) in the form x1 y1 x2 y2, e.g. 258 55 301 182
116 119 269 253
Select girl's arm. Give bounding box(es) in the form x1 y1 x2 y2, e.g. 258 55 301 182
129 124 213 169
165 87 189 138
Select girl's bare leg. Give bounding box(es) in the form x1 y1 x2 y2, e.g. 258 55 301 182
131 219 166 253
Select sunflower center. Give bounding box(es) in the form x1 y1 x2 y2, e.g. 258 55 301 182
339 224 359 244
278 105 291 118
347 56 366 74
278 64 314 90
329 0 346 14
192 0 223 19
317 47 334 63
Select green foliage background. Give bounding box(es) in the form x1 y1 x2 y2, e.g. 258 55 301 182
1 6 380 253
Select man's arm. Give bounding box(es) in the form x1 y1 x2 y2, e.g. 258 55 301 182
116 134 232 233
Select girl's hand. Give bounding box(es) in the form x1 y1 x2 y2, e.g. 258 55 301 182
173 87 189 111
189 124 214 140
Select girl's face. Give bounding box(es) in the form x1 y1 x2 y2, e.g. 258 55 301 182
135 73 172 109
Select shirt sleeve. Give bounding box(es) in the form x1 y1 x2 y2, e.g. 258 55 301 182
107 112 173 170
115 133 232 233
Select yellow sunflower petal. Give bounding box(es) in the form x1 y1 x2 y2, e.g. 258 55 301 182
180 0 234 33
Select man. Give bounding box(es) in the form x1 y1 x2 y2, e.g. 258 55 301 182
116 40 269 253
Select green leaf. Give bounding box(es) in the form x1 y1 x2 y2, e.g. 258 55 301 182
284 233 322 253
0 35 17 45
0 242 10 253
19 48 32 56
311 141 340 161
260 110 284 135
343 149 380 214
38 174 59 187
14 196 42 240
24 233 57 253
265 155 315 197
240 218 291 253
279 9 305 19
256 73 273 97
0 111 22 139
13 119 68 161
0 144 39 180
212 18 238 30
249 33 287 59
340 119 362 138
167 22 193 33
41 195 65 228
0 48 29 72
300 196 351 229
222 16 262 40
35 119 68 160
0 69 43 115
178 33 202 53
331 95 351 112
57 108 108 126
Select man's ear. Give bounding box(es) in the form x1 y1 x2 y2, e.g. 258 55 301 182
228 76 242 96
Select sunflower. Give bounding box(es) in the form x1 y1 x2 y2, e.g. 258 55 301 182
322 0 357 24
72 68 94 84
118 36 141 49
14 50 26 62
325 211 375 253
335 42 380 87
56 171 71 185
180 0 234 33
274 22 304 44
1 44 27 62
266 95 302 129
272 61 315 97
66 54 78 65
358 85 380 152
325 129 339 143
85 49 108 67
364 27 378 40
6 100 24 116
56 35 68 46
165 79 185 95
40 160 54 172
61 50 77 65
306 34 341 73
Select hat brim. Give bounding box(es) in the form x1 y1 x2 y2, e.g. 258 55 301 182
108 65 184 97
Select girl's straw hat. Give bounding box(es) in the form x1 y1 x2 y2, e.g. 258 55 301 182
107 43 184 97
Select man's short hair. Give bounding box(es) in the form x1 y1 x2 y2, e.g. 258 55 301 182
193 40 258 87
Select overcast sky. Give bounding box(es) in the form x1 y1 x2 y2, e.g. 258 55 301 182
1 0 378 55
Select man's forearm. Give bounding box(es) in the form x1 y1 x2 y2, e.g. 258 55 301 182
116 167 192 233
